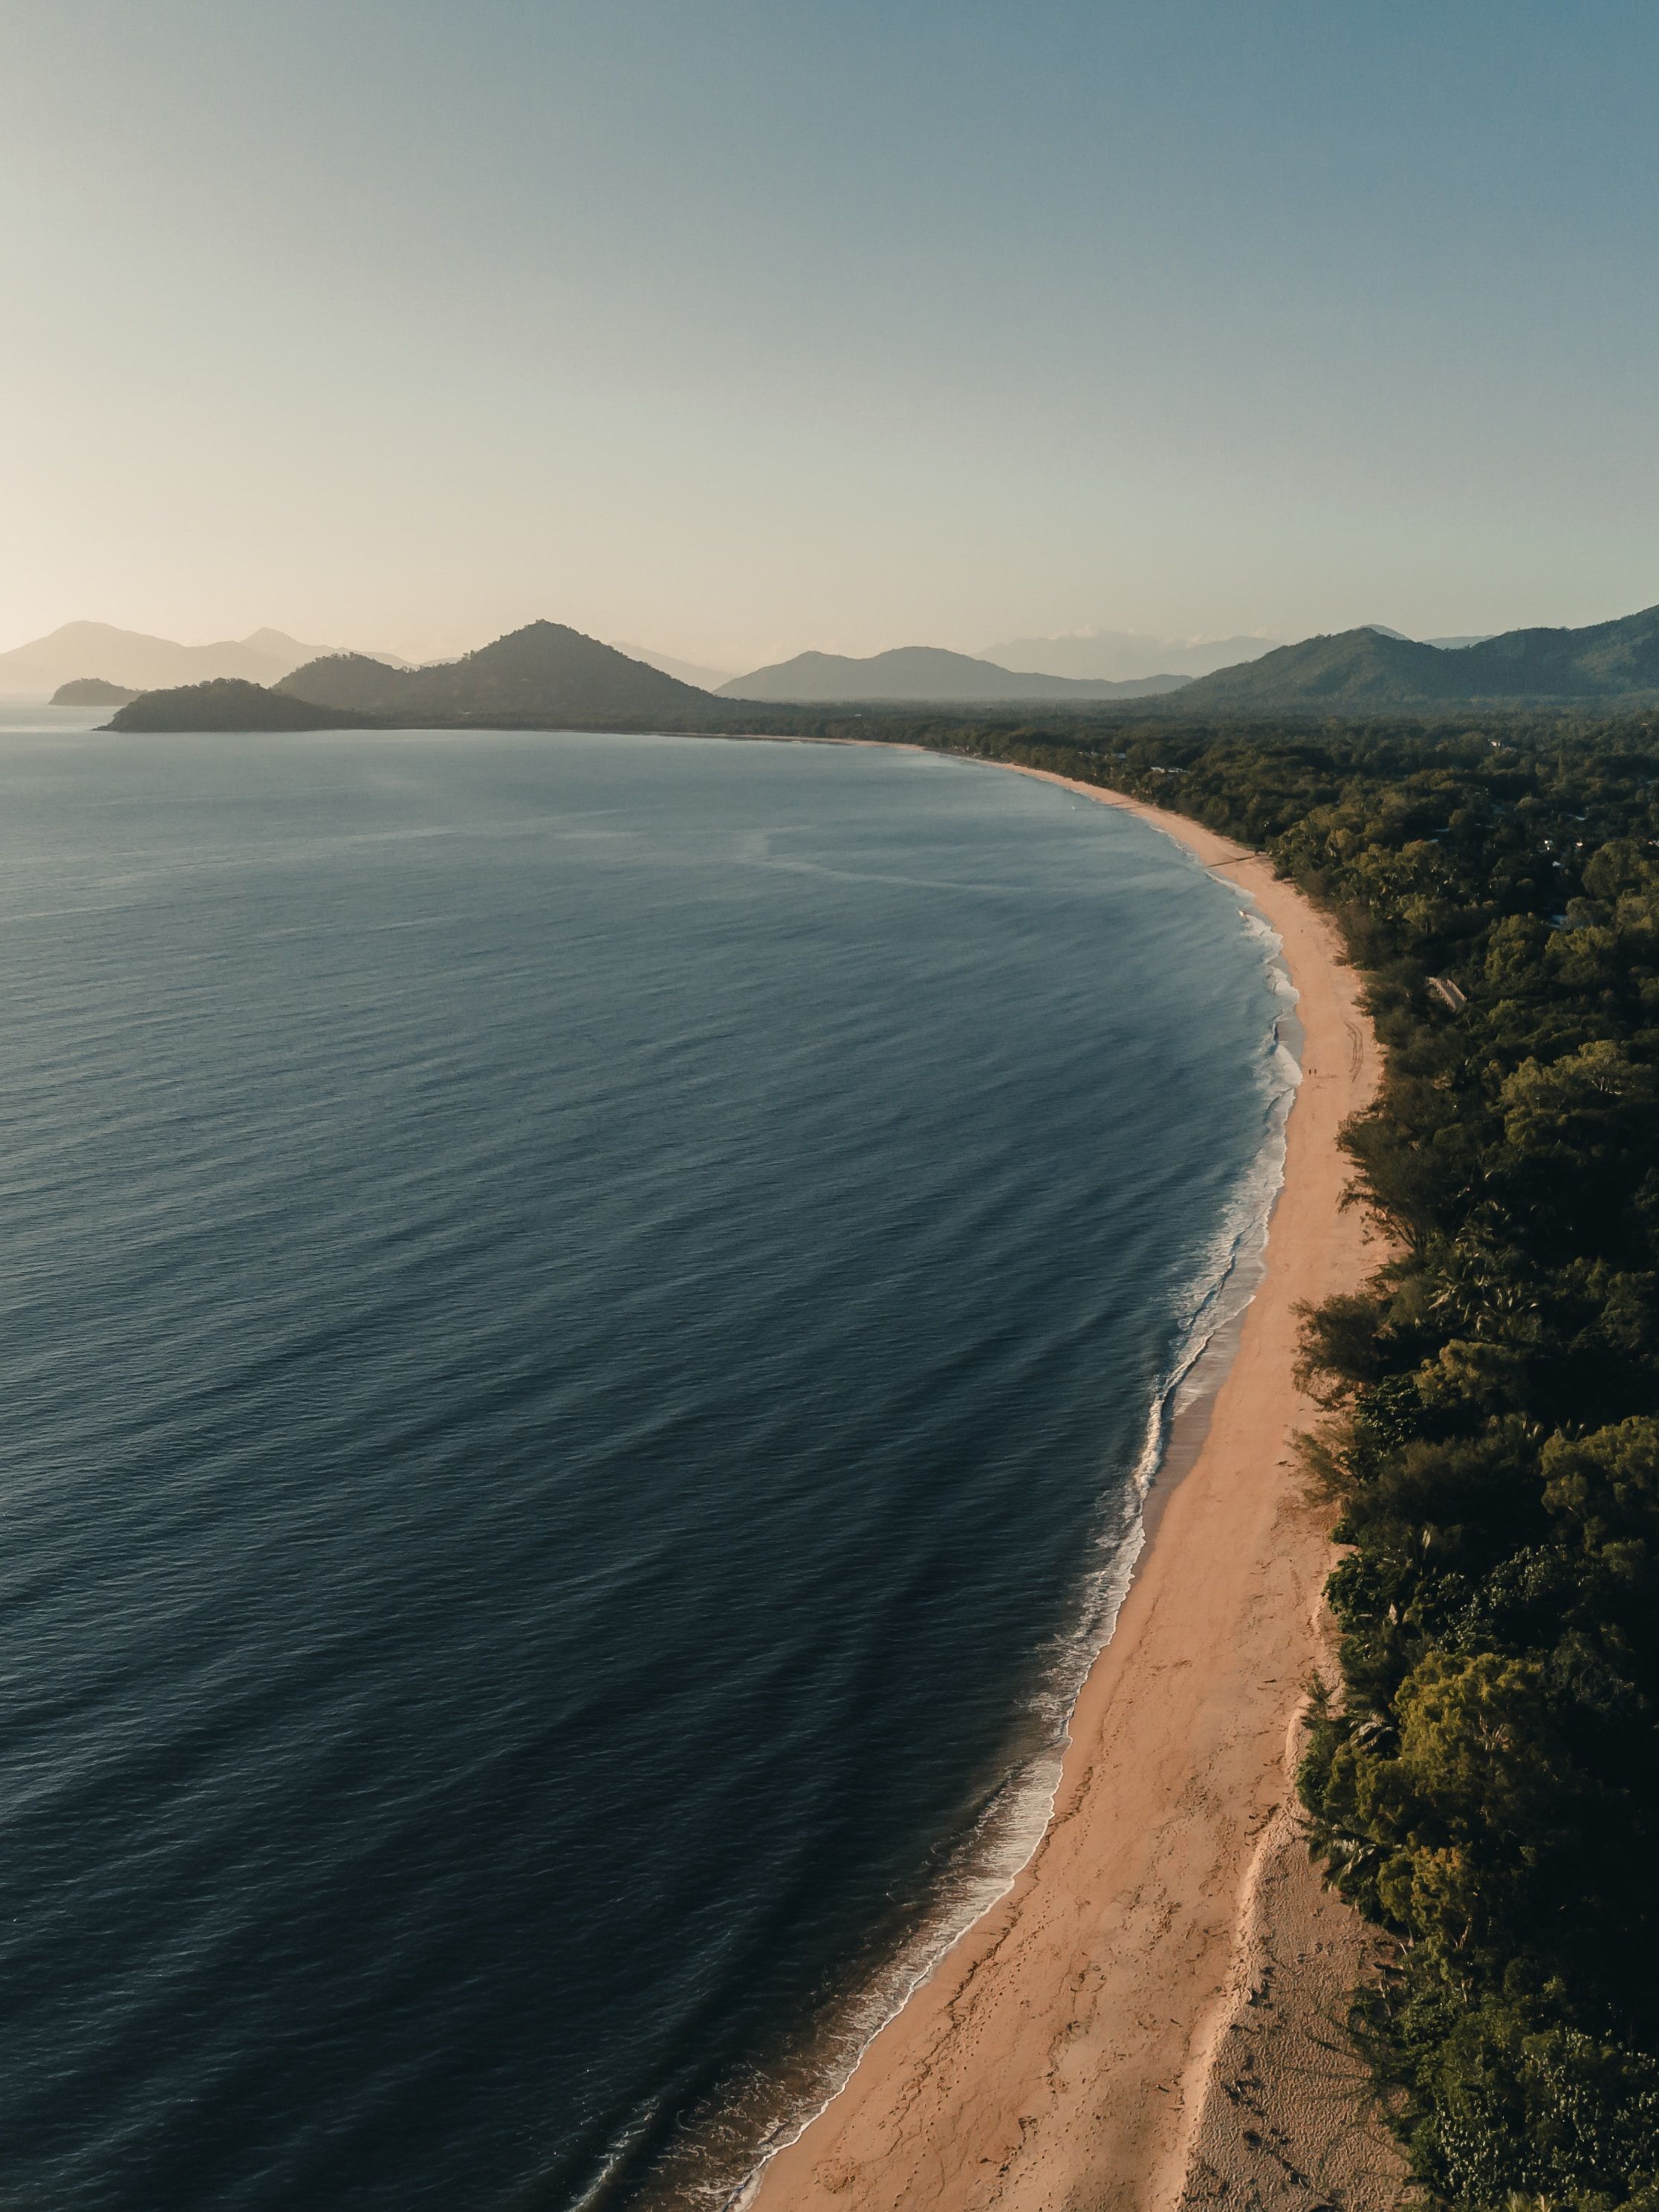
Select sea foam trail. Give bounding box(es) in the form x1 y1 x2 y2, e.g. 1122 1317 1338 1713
626 879 1302 2212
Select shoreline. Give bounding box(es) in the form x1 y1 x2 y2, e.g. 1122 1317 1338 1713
744 760 1392 2211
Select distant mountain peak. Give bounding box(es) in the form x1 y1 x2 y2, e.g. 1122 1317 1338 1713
0 621 371 696
720 644 1187 704
280 621 715 723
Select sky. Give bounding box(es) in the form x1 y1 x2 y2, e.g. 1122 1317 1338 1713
3 0 1658 669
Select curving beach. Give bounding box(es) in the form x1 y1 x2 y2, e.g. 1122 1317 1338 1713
749 769 1395 2212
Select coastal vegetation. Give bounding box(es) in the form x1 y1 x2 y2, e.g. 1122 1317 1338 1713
882 711 1659 2210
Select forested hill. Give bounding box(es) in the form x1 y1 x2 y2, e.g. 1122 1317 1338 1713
718 644 1186 702
897 712 1659 2209
279 623 712 722
107 679 378 732
53 677 137 706
1182 605 1659 710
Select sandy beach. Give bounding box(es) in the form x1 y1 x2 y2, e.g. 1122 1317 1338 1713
749 765 1400 2212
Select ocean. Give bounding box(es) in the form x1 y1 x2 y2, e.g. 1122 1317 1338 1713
0 716 1293 2210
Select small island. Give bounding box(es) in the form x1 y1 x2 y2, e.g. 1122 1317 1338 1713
51 677 138 706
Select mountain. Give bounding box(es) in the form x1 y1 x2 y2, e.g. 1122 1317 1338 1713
1316 625 1496 649
719 646 1189 703
281 622 712 723
107 680 379 732
978 629 1281 682
609 642 733 691
1360 629 1496 649
0 623 355 695
279 653 417 715
51 677 137 705
1179 606 1659 710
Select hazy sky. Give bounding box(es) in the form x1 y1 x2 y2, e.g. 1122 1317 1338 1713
4 0 1658 667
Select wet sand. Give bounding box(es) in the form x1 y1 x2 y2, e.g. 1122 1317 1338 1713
748 768 1397 2212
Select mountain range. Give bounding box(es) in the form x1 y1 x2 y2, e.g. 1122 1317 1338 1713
100 601 1659 733
1178 607 1659 710
716 647 1186 703
977 629 1281 683
0 622 403 696
278 623 710 723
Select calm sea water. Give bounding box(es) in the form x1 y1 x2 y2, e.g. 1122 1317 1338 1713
0 716 1289 2211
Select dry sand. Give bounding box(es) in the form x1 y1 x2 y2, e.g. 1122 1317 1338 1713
748 766 1405 2212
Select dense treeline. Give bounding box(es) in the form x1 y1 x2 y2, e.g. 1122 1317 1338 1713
897 714 1659 2209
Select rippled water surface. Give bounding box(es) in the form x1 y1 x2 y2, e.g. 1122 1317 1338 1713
0 719 1287 2209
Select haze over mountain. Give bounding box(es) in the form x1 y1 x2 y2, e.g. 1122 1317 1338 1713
610 643 735 691
0 623 405 698
281 623 712 724
103 603 1659 733
1367 626 1496 647
1183 605 1659 710
719 647 1187 704
978 629 1280 684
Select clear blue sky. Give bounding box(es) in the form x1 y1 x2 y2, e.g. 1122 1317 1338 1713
4 0 1656 665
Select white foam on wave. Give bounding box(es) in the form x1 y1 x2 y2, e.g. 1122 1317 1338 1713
642 881 1303 2212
